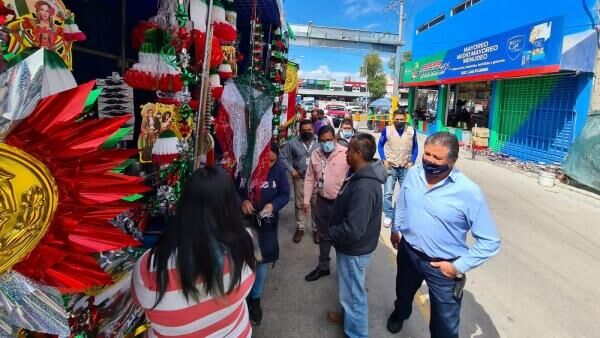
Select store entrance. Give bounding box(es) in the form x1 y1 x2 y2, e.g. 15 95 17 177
446 81 492 129
414 86 439 125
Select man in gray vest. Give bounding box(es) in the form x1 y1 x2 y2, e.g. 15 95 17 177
377 110 418 228
281 119 320 243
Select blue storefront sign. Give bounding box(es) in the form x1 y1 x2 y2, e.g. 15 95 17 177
403 17 565 85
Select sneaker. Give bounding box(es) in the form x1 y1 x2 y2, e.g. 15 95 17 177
383 217 393 228
248 297 262 326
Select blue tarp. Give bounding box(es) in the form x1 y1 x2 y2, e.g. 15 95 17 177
369 98 391 110
563 113 600 191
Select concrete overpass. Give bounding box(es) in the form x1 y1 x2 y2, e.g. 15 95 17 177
289 23 400 54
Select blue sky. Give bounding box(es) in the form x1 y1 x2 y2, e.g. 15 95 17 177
283 0 435 80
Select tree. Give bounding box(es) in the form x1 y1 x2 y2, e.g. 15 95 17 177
360 52 387 99
387 51 413 72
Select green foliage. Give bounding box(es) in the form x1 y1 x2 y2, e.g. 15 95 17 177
360 52 388 99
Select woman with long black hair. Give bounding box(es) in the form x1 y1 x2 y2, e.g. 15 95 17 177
132 167 258 337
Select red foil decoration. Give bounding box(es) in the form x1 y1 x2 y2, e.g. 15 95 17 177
6 82 150 293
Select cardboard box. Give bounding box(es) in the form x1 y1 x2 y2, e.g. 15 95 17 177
472 127 490 138
473 136 489 147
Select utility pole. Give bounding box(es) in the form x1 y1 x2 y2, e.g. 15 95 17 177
386 0 406 113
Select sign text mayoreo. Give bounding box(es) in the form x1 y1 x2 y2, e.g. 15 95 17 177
457 41 500 64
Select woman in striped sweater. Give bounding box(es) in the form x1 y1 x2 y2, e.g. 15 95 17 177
132 167 258 337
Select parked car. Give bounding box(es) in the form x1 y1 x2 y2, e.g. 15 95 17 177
301 101 315 112
346 102 363 114
326 104 347 127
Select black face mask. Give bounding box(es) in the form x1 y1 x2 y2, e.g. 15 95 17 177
394 122 405 129
301 131 313 141
422 159 451 176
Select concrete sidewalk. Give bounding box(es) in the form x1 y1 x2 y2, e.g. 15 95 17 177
254 130 600 337
252 199 430 338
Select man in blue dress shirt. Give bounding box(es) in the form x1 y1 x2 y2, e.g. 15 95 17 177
387 132 501 338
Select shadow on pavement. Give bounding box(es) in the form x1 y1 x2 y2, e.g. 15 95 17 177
459 290 501 338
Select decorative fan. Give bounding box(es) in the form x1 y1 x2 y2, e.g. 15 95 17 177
284 63 298 93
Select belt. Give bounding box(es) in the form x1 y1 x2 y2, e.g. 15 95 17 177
402 239 458 262
317 194 335 203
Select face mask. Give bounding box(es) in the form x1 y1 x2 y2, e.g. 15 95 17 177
320 141 335 153
422 159 451 176
341 130 353 139
394 122 405 129
301 131 313 141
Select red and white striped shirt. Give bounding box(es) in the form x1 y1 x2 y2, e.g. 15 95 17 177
132 250 255 337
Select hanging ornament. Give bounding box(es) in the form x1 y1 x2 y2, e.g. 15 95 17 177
210 69 223 100
152 130 180 168
189 0 208 33
212 0 237 42
124 28 183 92
218 61 233 80
62 12 86 42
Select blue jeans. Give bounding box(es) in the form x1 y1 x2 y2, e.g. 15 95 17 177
393 240 462 338
337 252 373 338
250 263 269 299
384 167 408 220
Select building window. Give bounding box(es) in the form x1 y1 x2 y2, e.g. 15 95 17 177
416 14 445 34
451 0 482 16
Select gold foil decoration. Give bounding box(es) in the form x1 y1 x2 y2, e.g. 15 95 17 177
222 46 238 77
0 143 58 274
284 63 299 93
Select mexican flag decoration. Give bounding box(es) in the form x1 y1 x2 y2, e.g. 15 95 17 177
152 130 180 168
217 75 274 201
62 13 87 42
212 0 237 42
218 61 233 80
284 61 299 126
6 48 77 99
124 28 183 92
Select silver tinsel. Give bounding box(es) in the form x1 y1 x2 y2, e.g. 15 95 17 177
110 211 143 240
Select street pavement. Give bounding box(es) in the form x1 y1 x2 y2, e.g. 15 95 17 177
254 130 600 337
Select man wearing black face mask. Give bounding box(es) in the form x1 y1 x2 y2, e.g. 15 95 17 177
377 110 418 228
281 119 320 243
386 132 501 338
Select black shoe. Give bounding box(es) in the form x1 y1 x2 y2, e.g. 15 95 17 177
304 267 330 282
248 297 262 326
387 310 404 334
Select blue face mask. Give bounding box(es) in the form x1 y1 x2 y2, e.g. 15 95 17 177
422 159 451 176
341 130 353 139
320 141 335 153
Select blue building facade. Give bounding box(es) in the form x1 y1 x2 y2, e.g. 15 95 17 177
404 0 598 164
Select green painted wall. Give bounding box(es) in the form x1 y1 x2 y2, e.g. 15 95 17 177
436 85 448 132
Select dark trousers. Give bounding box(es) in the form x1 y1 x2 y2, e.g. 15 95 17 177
393 240 462 338
313 195 334 270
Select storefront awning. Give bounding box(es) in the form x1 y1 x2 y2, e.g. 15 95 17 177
560 30 598 73
401 17 599 87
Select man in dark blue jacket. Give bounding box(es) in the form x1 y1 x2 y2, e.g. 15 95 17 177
327 133 386 338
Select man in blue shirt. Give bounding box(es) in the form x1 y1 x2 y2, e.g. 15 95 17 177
387 132 500 338
378 110 419 228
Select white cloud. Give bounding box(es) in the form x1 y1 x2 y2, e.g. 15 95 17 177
344 0 382 19
362 23 381 30
299 65 365 81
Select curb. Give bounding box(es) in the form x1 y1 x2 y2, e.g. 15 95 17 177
459 149 600 202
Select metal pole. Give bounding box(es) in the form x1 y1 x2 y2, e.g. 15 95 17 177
392 0 405 113
193 0 215 169
120 0 127 75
